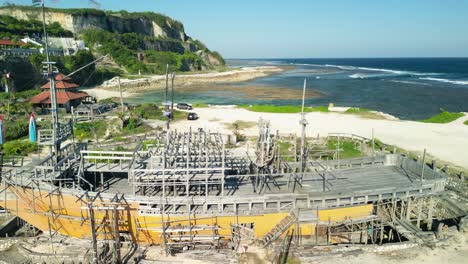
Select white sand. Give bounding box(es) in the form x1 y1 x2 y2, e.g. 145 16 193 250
172 107 468 168
84 87 132 101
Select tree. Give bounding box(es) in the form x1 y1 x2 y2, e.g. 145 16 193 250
63 50 95 86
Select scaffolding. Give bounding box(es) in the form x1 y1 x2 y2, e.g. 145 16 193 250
76 191 131 263
130 131 233 198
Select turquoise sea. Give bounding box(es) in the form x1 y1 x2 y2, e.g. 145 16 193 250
129 58 468 120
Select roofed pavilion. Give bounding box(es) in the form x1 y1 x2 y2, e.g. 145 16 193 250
29 73 91 113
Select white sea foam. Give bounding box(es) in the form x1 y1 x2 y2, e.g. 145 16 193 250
419 77 468 85
358 67 407 75
349 74 369 79
313 64 440 77
389 80 432 86
288 62 444 79
325 64 357 70
349 73 396 79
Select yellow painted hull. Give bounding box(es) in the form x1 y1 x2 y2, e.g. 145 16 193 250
1 186 373 244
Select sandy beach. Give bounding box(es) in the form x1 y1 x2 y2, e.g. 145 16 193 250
171 107 468 169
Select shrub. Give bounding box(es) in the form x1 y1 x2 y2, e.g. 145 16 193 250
133 104 161 119
1 140 37 156
4 119 29 141
125 118 138 131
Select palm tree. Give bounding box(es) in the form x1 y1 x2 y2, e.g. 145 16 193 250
19 102 34 118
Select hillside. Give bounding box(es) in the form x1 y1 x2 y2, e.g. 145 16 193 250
0 5 225 75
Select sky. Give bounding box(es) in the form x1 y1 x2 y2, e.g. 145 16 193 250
5 0 468 58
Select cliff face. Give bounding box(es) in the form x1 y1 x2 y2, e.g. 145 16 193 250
0 8 185 41
0 7 223 67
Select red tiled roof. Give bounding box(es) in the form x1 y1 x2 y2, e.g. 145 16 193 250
29 91 89 105
41 74 79 89
0 39 26 46
54 73 72 81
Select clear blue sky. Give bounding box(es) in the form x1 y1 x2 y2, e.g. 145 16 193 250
6 0 468 58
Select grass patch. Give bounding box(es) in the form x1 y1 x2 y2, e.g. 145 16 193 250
309 106 330 112
277 140 294 158
345 107 385 120
327 139 363 159
192 103 209 108
132 103 186 121
464 120 468 125
74 120 107 141
240 105 329 113
345 107 372 114
421 111 464 123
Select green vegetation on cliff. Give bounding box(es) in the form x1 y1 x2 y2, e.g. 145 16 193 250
82 29 206 74
0 5 183 32
0 14 72 38
0 5 225 83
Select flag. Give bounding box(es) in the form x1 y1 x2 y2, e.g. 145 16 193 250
0 115 4 145
29 113 37 143
32 0 43 7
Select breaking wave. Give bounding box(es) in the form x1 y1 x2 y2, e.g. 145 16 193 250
419 77 468 86
291 63 441 78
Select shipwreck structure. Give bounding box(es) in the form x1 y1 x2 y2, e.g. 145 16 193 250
0 121 452 262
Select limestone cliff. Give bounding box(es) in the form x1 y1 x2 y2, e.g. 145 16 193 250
0 6 224 67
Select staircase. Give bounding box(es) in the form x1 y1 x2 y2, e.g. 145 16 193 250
393 218 435 244
260 211 297 247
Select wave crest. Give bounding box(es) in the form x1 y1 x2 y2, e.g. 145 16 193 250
419 77 468 85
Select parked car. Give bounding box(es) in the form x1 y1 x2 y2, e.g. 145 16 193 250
187 112 199 120
176 103 193 110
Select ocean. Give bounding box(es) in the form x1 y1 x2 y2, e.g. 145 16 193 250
130 58 468 120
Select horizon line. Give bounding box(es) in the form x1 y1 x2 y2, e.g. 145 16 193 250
226 56 468 60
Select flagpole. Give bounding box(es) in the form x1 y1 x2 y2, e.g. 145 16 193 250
39 0 59 157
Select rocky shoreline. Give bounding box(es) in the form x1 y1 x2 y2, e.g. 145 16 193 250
95 66 284 94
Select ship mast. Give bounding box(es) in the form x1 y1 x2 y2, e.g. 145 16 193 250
299 78 308 177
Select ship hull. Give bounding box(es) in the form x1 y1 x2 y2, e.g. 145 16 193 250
1 186 374 244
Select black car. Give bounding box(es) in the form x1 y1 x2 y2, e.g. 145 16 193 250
177 103 193 110
187 112 199 120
